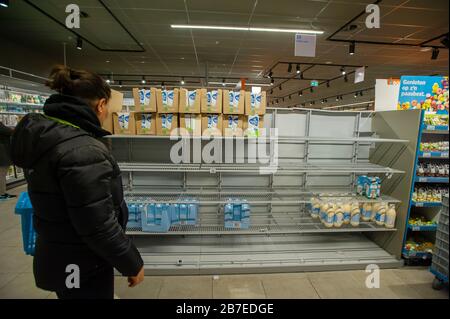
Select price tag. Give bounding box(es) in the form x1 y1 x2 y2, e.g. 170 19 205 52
412 226 420 231
441 152 448 158
427 125 435 130
416 202 424 207
418 177 427 182
422 152 431 158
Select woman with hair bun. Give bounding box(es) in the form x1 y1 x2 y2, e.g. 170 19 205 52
10 65 144 299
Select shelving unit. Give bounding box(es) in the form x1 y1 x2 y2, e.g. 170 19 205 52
109 108 421 275
402 111 449 265
0 87 48 189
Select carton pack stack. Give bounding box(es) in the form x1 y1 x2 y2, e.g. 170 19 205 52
133 88 157 135
244 91 266 137
179 89 201 136
156 88 179 136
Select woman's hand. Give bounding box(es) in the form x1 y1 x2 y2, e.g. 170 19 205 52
128 266 144 287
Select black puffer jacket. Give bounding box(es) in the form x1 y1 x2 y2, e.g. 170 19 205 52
11 94 143 292
0 122 13 167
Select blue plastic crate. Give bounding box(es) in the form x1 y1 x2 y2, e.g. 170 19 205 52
141 203 171 232
14 192 36 256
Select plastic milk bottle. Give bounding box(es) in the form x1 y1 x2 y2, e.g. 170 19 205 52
361 202 372 221
375 203 387 226
385 204 397 228
342 201 351 225
350 202 361 227
334 203 344 228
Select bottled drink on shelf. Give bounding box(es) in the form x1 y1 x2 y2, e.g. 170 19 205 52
385 205 397 229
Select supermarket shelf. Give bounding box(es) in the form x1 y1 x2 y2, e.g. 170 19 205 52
125 189 402 204
402 249 433 259
418 151 449 159
118 162 405 175
411 201 443 207
408 224 438 232
130 233 402 275
107 134 409 144
415 176 449 183
6 176 26 189
422 125 449 133
126 221 396 236
0 111 28 115
0 100 43 108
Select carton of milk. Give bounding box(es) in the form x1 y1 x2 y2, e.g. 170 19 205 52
245 115 260 137
162 90 174 107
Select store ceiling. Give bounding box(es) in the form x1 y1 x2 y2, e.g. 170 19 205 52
0 0 448 108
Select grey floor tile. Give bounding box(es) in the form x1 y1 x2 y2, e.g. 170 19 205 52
0 246 33 273
0 273 19 289
0 272 51 299
114 276 163 299
159 275 213 299
213 275 266 299
393 267 437 284
0 226 23 247
261 274 320 299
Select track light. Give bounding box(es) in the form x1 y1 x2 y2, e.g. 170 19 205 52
162 81 165 89
181 77 185 85
344 74 348 82
321 100 325 104
106 79 111 84
287 63 292 73
431 47 440 60
299 91 303 97
279 84 282 90
268 71 273 78
0 0 9 8
222 78 226 86
310 87 314 93
118 80 122 87
289 95 292 100
141 76 146 84
336 96 339 101
360 91 364 96
354 92 358 98
349 41 355 55
270 78 274 85
340 67 346 75
327 81 330 88
296 64 300 74
282 97 285 102
270 89 273 94
324 99 327 103
76 36 83 50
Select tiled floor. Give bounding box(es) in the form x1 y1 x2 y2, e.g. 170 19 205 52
0 185 448 299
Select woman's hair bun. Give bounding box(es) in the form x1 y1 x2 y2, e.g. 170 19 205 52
46 64 111 102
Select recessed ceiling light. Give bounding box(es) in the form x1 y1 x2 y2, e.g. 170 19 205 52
106 60 110 63
171 24 324 34
0 0 9 8
420 47 432 52
141 61 145 63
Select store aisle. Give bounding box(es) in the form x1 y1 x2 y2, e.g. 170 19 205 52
0 186 448 299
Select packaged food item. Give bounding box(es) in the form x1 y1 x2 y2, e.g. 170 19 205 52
156 113 178 136
222 115 244 137
113 112 136 135
243 115 264 137
311 198 320 219
157 88 179 113
223 90 245 114
334 203 344 228
202 114 223 136
132 88 157 112
375 203 387 226
342 202 351 225
350 202 361 227
179 89 201 113
361 202 372 221
244 91 266 115
201 89 223 113
135 112 156 135
384 204 397 228
324 204 335 228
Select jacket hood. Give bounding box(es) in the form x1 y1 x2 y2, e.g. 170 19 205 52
11 94 111 168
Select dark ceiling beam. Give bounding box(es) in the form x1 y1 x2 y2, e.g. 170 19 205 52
23 0 145 52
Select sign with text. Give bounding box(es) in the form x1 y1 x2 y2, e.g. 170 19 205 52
310 80 319 87
294 34 316 57
397 76 448 114
354 67 366 84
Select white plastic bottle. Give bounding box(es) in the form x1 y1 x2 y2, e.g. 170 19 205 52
371 202 381 222
361 202 372 221
375 203 387 226
385 204 397 228
350 202 360 227
342 201 351 225
320 202 329 224
324 205 335 228
334 203 344 228
311 198 320 219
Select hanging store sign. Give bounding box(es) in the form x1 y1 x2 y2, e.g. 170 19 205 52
294 34 316 57
354 67 366 84
310 80 319 87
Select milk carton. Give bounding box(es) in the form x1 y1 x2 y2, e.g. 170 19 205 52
113 112 136 135
245 91 266 115
244 115 264 137
202 114 223 136
156 113 178 136
223 90 244 114
179 89 201 113
201 89 222 113
157 88 179 113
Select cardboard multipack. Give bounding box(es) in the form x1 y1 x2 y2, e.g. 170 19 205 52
179 89 201 113
135 112 156 135
103 89 123 133
202 114 223 136
113 111 135 135
245 91 266 115
132 87 157 112
222 115 244 137
200 89 223 113
243 115 264 137
222 90 245 114
156 113 178 136
179 114 201 136
156 88 179 113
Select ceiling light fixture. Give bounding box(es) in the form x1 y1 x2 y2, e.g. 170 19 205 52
106 79 111 84
141 76 146 84
222 78 226 86
344 74 348 82
161 81 165 89
118 80 122 87
299 91 303 97
340 67 346 75
296 64 301 74
0 0 9 8
431 47 440 60
336 96 339 102
76 36 83 50
354 92 358 98
310 87 314 93
326 81 330 88
181 77 185 85
349 41 355 55
279 84 282 90
270 78 274 85
287 63 292 73
170 24 324 34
